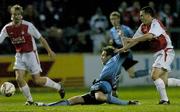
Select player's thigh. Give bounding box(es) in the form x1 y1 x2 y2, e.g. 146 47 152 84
81 92 104 104
126 66 135 77
68 95 85 105
160 71 168 84
13 53 26 70
153 49 174 72
95 91 107 101
151 67 166 80
24 51 42 74
122 53 138 71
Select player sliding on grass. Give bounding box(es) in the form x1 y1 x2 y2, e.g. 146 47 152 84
116 6 180 104
108 11 149 97
36 46 139 106
0 5 65 105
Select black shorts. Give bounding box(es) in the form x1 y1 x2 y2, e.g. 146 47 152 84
81 92 105 105
121 52 138 70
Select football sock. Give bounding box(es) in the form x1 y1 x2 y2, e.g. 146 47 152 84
44 77 61 90
20 84 33 102
47 100 70 106
154 78 168 101
168 78 180 86
134 69 149 78
107 95 129 105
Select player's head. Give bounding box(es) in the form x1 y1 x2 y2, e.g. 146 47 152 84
140 6 155 24
109 11 120 28
101 46 115 65
10 4 23 24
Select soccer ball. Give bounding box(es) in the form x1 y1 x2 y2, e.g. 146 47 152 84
0 82 16 97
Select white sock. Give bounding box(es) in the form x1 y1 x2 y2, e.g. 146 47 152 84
20 84 33 102
154 78 168 101
44 77 61 90
168 78 180 86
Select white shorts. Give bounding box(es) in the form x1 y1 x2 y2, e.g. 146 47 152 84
13 51 42 74
152 48 175 72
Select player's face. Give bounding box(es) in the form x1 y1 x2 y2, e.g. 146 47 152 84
11 10 22 24
110 15 120 27
140 11 151 24
101 51 111 65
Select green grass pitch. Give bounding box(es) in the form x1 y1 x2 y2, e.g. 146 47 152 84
0 86 180 112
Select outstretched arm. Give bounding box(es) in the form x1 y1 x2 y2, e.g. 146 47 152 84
116 33 154 53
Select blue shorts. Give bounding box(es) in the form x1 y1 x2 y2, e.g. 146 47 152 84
90 81 112 94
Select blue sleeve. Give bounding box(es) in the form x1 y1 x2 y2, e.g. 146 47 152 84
127 27 134 37
122 25 134 38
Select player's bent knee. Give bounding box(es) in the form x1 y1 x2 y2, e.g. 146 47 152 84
33 78 43 85
95 92 107 101
151 74 159 81
15 76 23 83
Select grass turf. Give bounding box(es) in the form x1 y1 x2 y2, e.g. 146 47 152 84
0 86 180 112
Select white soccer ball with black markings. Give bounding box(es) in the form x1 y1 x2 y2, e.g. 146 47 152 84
0 82 16 97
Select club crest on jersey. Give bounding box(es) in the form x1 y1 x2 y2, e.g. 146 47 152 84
11 36 26 44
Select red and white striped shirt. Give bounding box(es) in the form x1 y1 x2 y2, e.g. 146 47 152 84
133 19 173 52
0 20 41 53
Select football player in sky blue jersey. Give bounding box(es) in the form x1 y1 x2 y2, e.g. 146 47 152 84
36 46 139 106
109 11 149 97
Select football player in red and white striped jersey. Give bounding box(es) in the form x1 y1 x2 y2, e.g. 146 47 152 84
116 6 180 105
0 5 65 105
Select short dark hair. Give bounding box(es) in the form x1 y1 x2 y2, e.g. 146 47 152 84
102 46 115 57
141 6 155 17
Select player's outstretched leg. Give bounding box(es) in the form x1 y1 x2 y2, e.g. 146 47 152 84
133 69 150 78
107 95 129 105
33 75 65 99
43 77 65 98
36 100 70 106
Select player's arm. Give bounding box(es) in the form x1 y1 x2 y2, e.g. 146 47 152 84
29 22 56 59
39 37 56 59
0 26 8 44
133 33 154 42
116 33 154 53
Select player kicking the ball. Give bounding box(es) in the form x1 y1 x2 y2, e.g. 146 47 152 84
0 5 65 105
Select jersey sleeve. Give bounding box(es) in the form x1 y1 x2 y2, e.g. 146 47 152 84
0 26 8 43
126 27 134 37
133 25 143 38
29 23 42 39
149 21 165 37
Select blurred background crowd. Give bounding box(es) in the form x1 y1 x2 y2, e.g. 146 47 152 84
0 0 180 54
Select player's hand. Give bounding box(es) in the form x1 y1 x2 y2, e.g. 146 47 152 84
114 48 128 53
48 50 56 60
